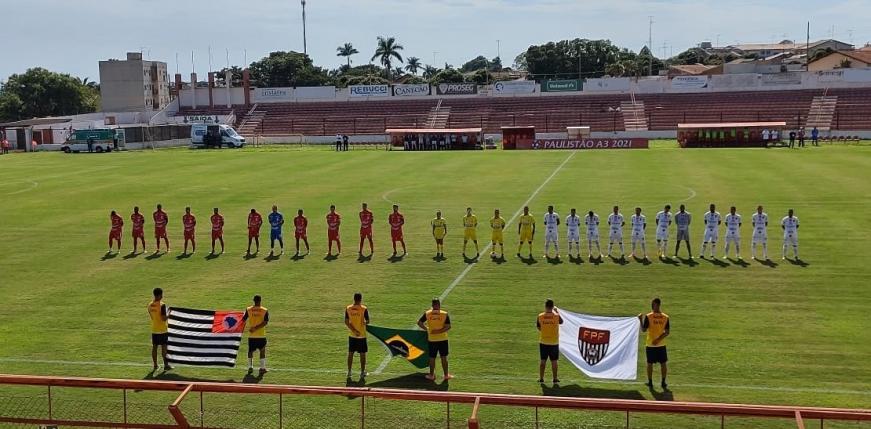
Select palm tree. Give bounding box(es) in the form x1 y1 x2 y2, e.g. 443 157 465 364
422 65 440 79
405 57 422 75
336 43 359 68
371 36 404 80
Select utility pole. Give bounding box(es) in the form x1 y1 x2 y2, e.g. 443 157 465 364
301 0 308 55
497 40 501 60
648 16 654 76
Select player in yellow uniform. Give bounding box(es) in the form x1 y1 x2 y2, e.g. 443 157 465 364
517 206 536 258
147 288 172 371
345 292 370 379
537 299 563 384
462 207 479 258
417 298 453 382
490 209 506 259
431 210 448 258
243 295 270 374
639 297 670 389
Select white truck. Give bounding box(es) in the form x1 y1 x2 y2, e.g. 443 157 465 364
190 124 246 148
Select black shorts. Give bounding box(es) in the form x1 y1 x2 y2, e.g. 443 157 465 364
646 346 668 364
348 337 368 354
428 340 449 358
539 344 559 361
151 333 168 346
249 338 268 351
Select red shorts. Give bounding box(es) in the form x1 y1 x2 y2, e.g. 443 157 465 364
391 229 404 241
184 230 195 240
328 229 340 241
295 230 307 239
248 228 260 238
360 227 372 238
109 230 121 240
212 230 223 240
155 227 167 238
132 229 144 239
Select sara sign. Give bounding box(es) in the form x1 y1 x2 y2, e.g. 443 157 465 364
541 79 581 92
435 83 477 95
349 84 390 97
493 80 536 94
761 72 802 86
671 76 709 89
393 84 431 97
585 77 631 92
532 139 649 150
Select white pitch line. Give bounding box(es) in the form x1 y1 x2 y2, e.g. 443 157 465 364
374 152 577 375
1 357 868 396
679 186 697 202
3 180 38 196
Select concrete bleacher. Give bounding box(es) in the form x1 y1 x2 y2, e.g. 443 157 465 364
176 88 871 135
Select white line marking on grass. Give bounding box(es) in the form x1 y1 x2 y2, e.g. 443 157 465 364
381 186 413 206
679 186 697 202
374 152 577 375
3 180 38 195
2 358 868 396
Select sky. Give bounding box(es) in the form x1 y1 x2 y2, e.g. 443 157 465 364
2 0 870 82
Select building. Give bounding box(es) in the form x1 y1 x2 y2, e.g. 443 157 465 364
808 50 871 71
704 39 853 59
99 52 171 112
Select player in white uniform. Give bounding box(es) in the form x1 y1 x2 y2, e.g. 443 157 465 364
565 208 582 259
629 207 648 260
723 206 742 259
584 210 602 259
751 205 769 260
607 206 626 259
700 203 721 259
543 205 560 259
781 209 800 260
655 205 672 258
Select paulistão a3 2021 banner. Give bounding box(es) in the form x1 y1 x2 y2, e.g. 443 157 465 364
531 139 649 150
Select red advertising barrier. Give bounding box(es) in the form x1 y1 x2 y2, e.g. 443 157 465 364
528 138 649 150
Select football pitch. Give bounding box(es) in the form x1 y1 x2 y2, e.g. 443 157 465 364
0 143 869 428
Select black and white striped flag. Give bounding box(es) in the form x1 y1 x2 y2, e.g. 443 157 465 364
167 307 246 367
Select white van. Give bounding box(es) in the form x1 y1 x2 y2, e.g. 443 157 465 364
190 124 246 148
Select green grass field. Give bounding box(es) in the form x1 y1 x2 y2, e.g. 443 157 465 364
0 144 869 428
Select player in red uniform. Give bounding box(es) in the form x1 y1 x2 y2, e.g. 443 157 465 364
182 207 196 255
294 209 310 256
108 210 123 254
359 202 374 257
326 205 342 256
388 204 407 257
130 206 146 254
247 208 263 255
210 207 225 255
153 204 170 253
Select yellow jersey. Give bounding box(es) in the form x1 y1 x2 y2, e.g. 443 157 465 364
345 304 369 339
490 216 506 231
147 300 168 334
463 214 478 229
519 214 535 231
643 312 670 347
432 218 447 237
537 312 563 345
244 305 269 338
419 309 451 342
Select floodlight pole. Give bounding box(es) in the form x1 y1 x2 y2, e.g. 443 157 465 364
301 0 308 56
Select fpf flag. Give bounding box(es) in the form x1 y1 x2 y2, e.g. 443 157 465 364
166 308 246 367
558 309 640 380
366 325 429 369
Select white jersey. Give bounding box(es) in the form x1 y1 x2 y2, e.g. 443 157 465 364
781 216 800 236
630 214 646 241
655 211 672 230
704 211 721 230
584 214 600 232
752 212 768 238
725 213 741 235
608 213 624 231
543 212 560 232
565 215 581 233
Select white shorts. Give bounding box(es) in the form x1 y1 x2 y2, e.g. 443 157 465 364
752 230 767 244
783 233 798 246
586 230 599 241
656 228 668 241
725 234 740 244
703 228 718 243
545 230 559 242
631 230 645 242
567 230 580 242
609 229 623 242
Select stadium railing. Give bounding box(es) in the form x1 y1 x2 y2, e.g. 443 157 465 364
0 374 869 429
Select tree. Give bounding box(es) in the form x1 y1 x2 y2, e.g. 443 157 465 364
393 67 404 78
0 68 99 121
330 64 385 87
336 43 359 68
371 36 404 81
422 65 441 79
839 58 852 68
522 38 623 79
460 55 489 73
215 66 244 87
489 56 503 72
405 57 422 75
429 68 464 84
248 51 331 87
467 69 494 85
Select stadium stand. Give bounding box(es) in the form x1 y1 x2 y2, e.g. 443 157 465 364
177 88 871 135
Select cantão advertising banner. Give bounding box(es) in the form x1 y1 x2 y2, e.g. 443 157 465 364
393 84 431 97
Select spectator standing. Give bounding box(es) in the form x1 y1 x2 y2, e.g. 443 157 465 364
788 131 796 148
1 138 9 154
798 128 805 148
343 134 349 151
761 129 770 145
811 127 819 146
335 133 342 152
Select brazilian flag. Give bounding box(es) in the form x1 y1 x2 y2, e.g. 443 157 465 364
367 325 430 369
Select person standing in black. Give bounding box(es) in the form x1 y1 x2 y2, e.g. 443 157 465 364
343 134 350 151
335 134 342 152
788 131 796 149
87 137 94 153
798 128 805 148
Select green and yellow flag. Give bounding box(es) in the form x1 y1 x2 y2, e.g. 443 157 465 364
366 325 430 368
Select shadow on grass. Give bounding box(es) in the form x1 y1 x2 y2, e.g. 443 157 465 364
323 254 339 262
241 371 265 384
143 371 236 384
388 254 405 263
633 256 652 266
649 385 675 401
491 255 508 265
546 256 563 265
610 255 629 266
290 252 307 261
728 257 750 268
366 373 450 392
264 253 280 262
463 254 480 264
677 257 698 267
787 258 810 267
659 256 679 266
357 254 372 263
175 252 192 260
122 251 141 260
756 258 778 268
702 257 729 268
145 252 164 261
568 255 584 265
101 252 118 261
205 252 220 260
243 252 258 260
519 255 538 266
540 384 645 400
432 254 446 263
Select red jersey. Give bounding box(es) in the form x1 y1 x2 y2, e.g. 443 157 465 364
294 215 308 233
359 210 373 229
183 214 196 232
131 212 145 232
210 214 224 232
153 210 168 228
110 214 124 231
326 212 341 231
389 212 404 231
248 212 263 230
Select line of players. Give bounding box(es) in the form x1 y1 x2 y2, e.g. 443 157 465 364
107 203 802 261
